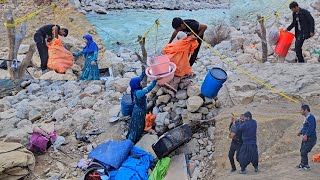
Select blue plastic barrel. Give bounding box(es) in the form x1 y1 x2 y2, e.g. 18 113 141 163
201 67 228 98
121 94 134 116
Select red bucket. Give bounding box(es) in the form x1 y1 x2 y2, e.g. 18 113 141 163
275 30 295 57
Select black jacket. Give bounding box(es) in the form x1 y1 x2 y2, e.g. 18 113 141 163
287 8 315 39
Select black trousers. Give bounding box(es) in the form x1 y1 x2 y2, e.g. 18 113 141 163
189 36 203 67
34 33 48 70
300 136 317 166
295 33 305 63
239 144 259 171
228 141 242 170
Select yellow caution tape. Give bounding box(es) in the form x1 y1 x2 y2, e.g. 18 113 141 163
4 4 55 28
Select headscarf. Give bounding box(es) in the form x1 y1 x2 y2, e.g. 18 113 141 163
129 77 142 102
83 34 99 55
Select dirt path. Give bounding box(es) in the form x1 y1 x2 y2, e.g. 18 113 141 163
215 154 320 180
205 100 320 179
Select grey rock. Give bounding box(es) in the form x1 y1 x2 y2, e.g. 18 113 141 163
81 96 96 108
187 84 201 97
155 112 169 126
200 150 208 157
20 80 31 88
187 96 204 112
63 81 81 96
192 133 200 139
156 94 171 105
67 97 80 108
72 109 95 124
175 107 183 115
84 84 102 94
53 107 70 121
177 138 199 154
16 99 29 119
93 100 107 111
27 83 41 94
49 94 61 103
4 127 31 144
17 119 32 129
198 107 209 114
168 123 176 129
136 134 158 158
156 88 164 96
208 126 215 140
176 90 188 100
112 78 130 93
176 100 187 108
28 109 42 122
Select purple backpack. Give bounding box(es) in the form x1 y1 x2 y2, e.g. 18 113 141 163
27 132 56 154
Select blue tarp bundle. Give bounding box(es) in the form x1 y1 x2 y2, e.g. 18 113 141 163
88 140 154 180
88 140 134 169
110 146 154 180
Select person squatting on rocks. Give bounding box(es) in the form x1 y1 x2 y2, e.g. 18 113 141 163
73 34 100 80
34 24 68 72
169 17 207 67
297 105 317 170
127 72 161 143
228 114 245 173
235 111 259 174
286 1 315 63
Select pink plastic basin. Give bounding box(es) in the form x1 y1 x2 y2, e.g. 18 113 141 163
147 55 170 76
146 62 176 85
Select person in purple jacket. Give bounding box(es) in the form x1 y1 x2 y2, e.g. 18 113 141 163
297 105 317 170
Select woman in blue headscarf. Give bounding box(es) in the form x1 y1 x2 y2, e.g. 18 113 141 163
73 34 100 80
127 71 160 143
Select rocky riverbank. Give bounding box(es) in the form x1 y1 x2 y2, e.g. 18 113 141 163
72 0 230 14
0 0 110 79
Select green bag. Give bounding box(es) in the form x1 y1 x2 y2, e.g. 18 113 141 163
149 157 171 180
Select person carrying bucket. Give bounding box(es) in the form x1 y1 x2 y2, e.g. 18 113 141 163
127 71 162 143
286 1 315 63
169 17 207 67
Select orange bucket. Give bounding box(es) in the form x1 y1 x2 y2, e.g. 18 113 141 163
147 55 170 76
275 30 295 57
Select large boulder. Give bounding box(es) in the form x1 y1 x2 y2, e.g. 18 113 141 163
135 134 158 158
187 84 201 97
187 96 204 112
112 78 130 93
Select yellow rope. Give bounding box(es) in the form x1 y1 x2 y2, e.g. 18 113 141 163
154 20 160 54
4 4 55 27
183 21 299 104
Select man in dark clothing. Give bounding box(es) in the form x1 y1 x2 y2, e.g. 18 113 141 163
34 25 69 71
297 105 317 170
169 17 207 67
286 1 315 63
235 111 259 174
228 114 245 173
